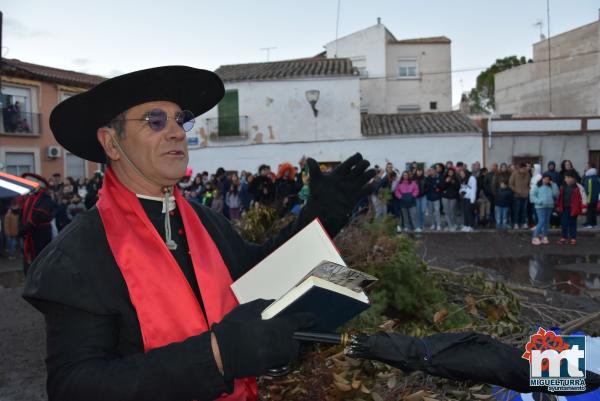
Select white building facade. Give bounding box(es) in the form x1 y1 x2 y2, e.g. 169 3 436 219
186 24 472 173
187 58 363 173
324 20 452 114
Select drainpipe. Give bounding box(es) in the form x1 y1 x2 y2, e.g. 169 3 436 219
488 116 493 150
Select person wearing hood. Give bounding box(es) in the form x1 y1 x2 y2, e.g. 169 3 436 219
527 163 543 227
529 173 559 245
543 161 560 184
583 165 599 228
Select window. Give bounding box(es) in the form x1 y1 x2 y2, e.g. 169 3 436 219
589 151 600 171
217 90 240 136
397 105 420 113
6 152 34 176
66 152 87 180
430 101 437 110
512 156 542 166
351 57 368 77
1 85 40 134
60 92 75 102
397 59 418 78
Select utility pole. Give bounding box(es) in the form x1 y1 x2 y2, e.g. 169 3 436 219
0 11 3 61
260 47 277 62
547 0 552 114
0 11 3 95
334 0 341 58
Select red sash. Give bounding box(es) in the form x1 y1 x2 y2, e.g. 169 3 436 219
97 168 256 401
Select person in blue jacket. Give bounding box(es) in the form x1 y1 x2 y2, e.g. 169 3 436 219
529 173 559 245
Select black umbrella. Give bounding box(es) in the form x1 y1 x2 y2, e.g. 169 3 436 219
346 331 600 395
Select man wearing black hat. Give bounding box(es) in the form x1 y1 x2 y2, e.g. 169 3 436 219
23 66 375 401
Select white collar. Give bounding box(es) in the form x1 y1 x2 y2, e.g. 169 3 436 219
136 194 176 213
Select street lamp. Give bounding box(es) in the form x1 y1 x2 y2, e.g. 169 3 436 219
305 90 320 117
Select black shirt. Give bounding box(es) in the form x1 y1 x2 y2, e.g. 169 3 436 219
23 197 340 401
563 185 574 209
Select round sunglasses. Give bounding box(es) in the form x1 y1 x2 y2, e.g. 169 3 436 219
114 109 195 133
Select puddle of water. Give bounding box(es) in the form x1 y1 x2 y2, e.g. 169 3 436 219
466 254 600 296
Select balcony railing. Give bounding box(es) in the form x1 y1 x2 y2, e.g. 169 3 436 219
1 108 42 135
206 116 248 139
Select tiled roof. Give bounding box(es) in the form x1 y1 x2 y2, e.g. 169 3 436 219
389 36 451 45
215 58 357 82
361 111 481 136
2 58 105 88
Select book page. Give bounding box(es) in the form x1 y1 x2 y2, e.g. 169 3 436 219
231 219 346 303
303 261 378 293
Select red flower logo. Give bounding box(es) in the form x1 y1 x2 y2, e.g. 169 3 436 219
522 328 570 372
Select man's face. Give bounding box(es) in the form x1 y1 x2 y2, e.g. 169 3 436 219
117 101 189 185
549 164 555 171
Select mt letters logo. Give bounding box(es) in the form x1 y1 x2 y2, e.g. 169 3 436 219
522 327 586 392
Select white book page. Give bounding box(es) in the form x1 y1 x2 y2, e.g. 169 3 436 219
231 219 346 303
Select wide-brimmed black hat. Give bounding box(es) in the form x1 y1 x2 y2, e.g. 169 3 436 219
50 66 224 163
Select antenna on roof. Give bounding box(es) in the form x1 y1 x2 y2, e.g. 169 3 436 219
260 47 278 62
533 19 545 40
334 0 342 58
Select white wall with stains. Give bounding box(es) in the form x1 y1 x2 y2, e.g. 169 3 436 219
187 133 483 174
190 76 361 147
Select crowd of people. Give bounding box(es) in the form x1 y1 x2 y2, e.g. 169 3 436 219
370 159 599 245
1 157 599 262
0 172 103 260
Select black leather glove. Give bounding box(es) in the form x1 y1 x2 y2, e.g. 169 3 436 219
306 153 376 234
212 300 315 381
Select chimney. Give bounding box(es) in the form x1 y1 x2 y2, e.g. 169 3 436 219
377 17 381 25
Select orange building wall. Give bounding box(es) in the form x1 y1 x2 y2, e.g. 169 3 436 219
1 77 102 179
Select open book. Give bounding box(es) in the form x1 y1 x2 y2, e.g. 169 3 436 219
231 219 377 331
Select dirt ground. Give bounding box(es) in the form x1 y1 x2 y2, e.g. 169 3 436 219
0 229 598 401
0 284 46 401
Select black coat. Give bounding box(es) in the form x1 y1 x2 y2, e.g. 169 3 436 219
440 176 460 200
23 198 341 401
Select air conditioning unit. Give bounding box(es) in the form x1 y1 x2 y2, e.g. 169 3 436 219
47 146 62 158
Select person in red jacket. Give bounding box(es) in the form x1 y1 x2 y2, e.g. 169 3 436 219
557 171 583 245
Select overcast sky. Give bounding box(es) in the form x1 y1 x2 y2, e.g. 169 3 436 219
2 0 599 105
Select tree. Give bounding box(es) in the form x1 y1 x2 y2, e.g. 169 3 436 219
468 55 532 114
